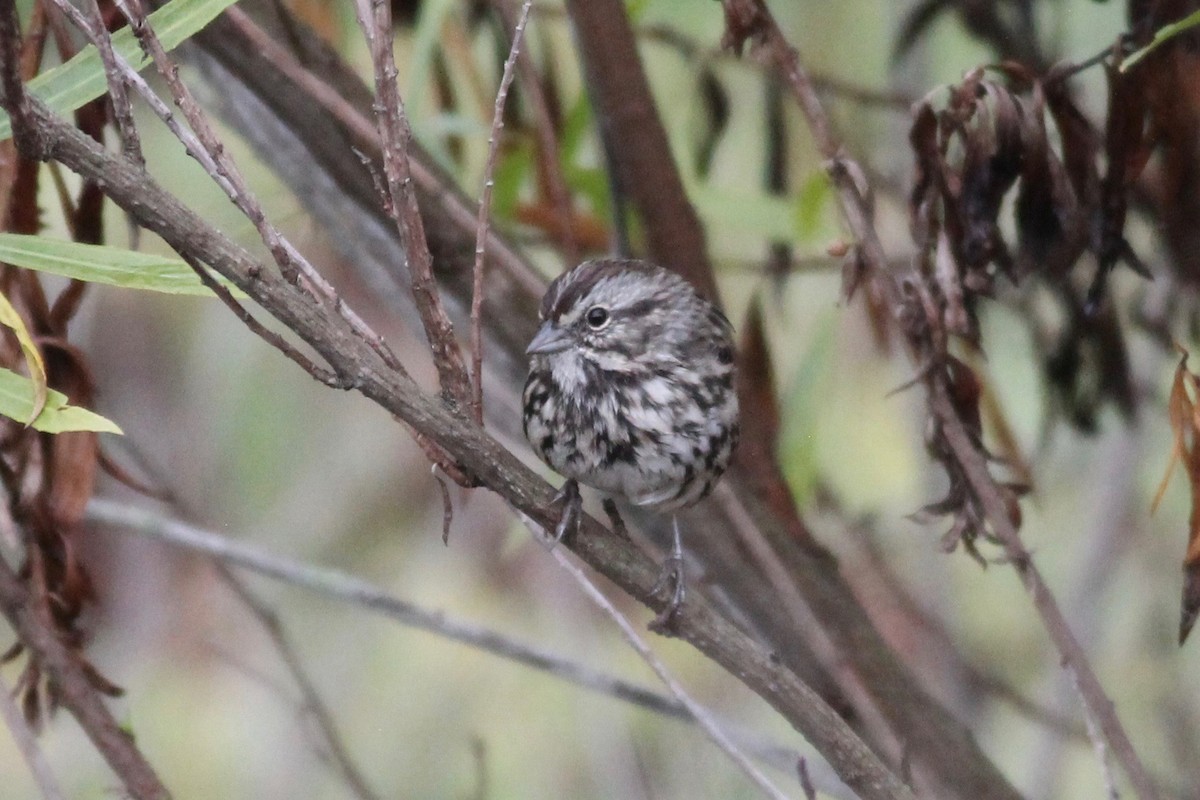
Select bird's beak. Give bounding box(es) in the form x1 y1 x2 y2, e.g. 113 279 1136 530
526 321 573 355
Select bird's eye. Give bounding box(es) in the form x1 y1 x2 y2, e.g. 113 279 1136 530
585 306 610 329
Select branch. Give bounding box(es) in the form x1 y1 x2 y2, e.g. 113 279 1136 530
716 2 1160 798
0 557 169 800
351 0 473 413
538 529 794 800
86 498 686 719
107 0 400 375
492 0 580 263
87 498 839 787
0 10 166 799
0 673 66 800
76 0 143 170
471 0 534 425
216 569 382 800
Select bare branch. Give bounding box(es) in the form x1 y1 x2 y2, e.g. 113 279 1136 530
0 673 66 800
181 252 346 388
564 0 718 299
492 0 580 263
0 0 42 160
538 529 802 800
218 5 546 303
714 3 1160 797
86 497 839 785
0 556 169 800
471 0 534 425
217 569 382 800
351 0 473 412
84 0 403 376
84 498 696 724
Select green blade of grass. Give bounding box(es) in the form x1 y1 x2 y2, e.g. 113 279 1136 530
0 234 244 297
0 0 238 140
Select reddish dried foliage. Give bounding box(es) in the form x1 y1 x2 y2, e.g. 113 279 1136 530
0 1 130 728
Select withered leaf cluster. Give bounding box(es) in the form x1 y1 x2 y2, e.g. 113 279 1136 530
902 55 1161 552
0 2 135 727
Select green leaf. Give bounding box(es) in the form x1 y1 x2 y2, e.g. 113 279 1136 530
0 234 244 297
0 0 239 140
795 171 832 240
0 367 122 434
1122 10 1200 71
0 291 48 422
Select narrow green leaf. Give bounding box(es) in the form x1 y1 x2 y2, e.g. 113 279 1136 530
0 0 239 140
0 234 244 297
0 367 122 434
1122 10 1200 71
795 171 832 240
0 291 47 422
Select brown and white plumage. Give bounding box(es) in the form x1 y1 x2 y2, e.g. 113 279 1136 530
522 258 739 512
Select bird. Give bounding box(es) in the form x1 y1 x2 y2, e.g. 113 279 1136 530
522 258 739 628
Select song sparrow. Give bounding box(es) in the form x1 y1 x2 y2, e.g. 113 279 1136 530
522 258 739 626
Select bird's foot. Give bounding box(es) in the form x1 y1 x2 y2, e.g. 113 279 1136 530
648 554 686 635
548 479 582 547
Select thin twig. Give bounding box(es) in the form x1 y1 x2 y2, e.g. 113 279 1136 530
530 4 916 111
471 0 534 425
712 484 903 767
89 0 403 376
351 0 473 411
0 0 41 160
181 252 346 388
0 673 67 800
86 498 835 783
492 0 580 263
536 529 794 800
843 516 1088 742
0 556 170 800
797 758 817 800
84 498 693 722
217 568 382 800
75 0 142 170
716 3 1160 797
564 0 718 298
219 5 546 302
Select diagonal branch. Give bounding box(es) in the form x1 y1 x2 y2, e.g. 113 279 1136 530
0 673 66 800
715 2 1160 798
216 568 382 800
0 556 169 800
10 84 912 797
87 497 842 785
539 530 793 800
179 9 1032 799
351 0 473 413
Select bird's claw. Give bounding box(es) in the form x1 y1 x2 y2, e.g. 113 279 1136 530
648 516 687 635
549 479 582 547
649 553 686 634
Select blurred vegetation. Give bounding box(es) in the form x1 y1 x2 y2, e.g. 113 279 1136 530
3 0 1200 798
